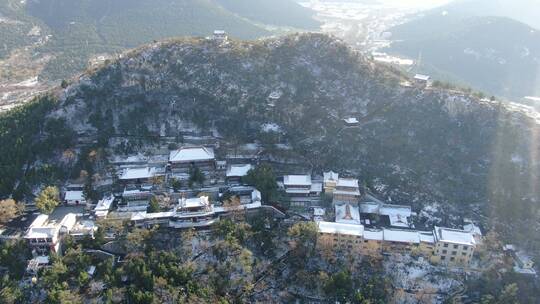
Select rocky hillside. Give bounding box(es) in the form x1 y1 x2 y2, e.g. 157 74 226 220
1 33 539 246
0 0 318 90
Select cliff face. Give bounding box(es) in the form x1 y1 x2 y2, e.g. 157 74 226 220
4 34 540 241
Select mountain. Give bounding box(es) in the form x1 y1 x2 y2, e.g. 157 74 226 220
434 0 540 30
0 0 319 84
1 34 539 248
214 0 320 29
386 14 540 99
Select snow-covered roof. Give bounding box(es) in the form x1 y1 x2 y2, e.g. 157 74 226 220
169 146 215 163
335 203 361 225
214 30 226 35
323 171 339 182
95 196 114 217
180 196 210 209
337 178 359 188
34 256 50 265
311 182 323 193
214 200 262 213
268 91 282 100
25 214 74 240
283 175 311 186
25 227 57 239
30 214 49 228
383 229 420 244
515 252 534 266
65 190 84 201
226 164 252 177
419 231 435 244
503 244 516 251
261 123 282 133
463 223 482 236
313 208 325 216
343 117 359 124
434 226 476 246
414 74 430 81
131 212 147 221
360 202 380 214
119 167 159 180
95 196 114 211
87 265 96 276
318 221 364 237
363 229 383 241
380 204 411 228
59 213 77 231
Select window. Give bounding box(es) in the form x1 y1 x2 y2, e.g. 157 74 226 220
463 245 468 250
442 250 447 254
443 243 448 248
453 244 458 249
451 251 457 255
450 257 455 261
441 256 446 260
364 240 368 243
462 252 467 256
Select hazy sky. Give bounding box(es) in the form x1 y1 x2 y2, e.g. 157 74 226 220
378 0 454 9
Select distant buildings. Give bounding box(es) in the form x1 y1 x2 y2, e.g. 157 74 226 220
212 30 228 42
118 166 164 185
360 201 412 228
283 175 322 208
226 164 252 185
333 178 361 204
343 117 359 127
24 213 96 256
503 245 536 275
432 226 476 265
323 171 339 193
316 221 477 266
317 221 364 252
284 175 312 196
94 196 114 218
131 190 263 229
169 146 215 171
64 190 86 206
413 74 431 87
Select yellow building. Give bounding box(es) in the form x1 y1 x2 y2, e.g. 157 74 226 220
381 228 420 254
317 221 364 253
432 227 476 266
418 231 436 257
362 229 383 257
316 221 477 267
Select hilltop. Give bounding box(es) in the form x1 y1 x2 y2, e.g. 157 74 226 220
1 33 539 248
